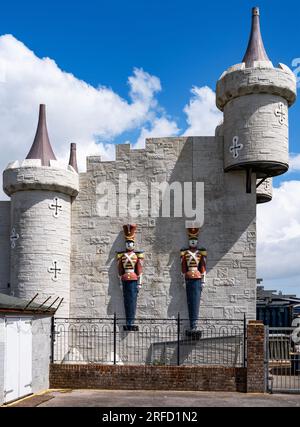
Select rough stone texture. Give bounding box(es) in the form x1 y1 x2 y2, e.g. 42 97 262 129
9 191 72 317
3 162 79 197
247 320 266 393
70 137 257 321
223 94 289 176
216 65 297 110
256 178 273 204
0 202 10 294
2 161 79 318
49 364 247 392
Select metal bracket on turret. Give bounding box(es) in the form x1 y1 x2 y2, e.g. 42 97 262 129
246 168 253 194
256 177 268 189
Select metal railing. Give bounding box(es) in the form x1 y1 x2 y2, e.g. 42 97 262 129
267 327 300 393
51 315 246 367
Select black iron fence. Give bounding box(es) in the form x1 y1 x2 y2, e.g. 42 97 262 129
51 315 246 367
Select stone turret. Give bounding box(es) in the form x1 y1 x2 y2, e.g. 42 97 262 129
256 178 273 204
3 104 79 316
216 7 297 194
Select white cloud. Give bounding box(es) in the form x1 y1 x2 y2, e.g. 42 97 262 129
257 180 300 291
183 86 223 136
0 35 167 198
128 68 161 104
290 153 300 172
134 116 180 149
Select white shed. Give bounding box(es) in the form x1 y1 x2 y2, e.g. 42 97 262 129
0 293 56 405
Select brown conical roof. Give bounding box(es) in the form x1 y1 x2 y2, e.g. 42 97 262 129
68 143 78 173
26 104 57 166
242 7 270 67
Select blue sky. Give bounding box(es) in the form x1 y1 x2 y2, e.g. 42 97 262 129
0 0 299 294
0 0 299 182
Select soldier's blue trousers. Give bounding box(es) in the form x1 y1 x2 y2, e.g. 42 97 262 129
186 279 203 330
122 280 138 327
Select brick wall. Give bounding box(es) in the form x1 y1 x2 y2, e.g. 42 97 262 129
50 364 246 392
247 320 266 393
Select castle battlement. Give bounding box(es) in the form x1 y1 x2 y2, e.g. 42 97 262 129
87 137 193 172
3 161 79 197
217 63 296 110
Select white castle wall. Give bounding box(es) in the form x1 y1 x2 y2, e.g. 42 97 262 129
3 161 79 317
9 190 72 317
223 94 289 172
0 202 10 294
70 136 257 321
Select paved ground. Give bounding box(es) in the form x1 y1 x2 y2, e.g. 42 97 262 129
8 389 300 407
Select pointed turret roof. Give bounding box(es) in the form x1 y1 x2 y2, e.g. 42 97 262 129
26 104 57 166
68 143 78 173
242 7 270 67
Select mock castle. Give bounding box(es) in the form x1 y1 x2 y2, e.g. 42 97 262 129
0 8 296 320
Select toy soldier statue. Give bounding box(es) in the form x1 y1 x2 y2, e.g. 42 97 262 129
117 224 144 331
181 227 207 338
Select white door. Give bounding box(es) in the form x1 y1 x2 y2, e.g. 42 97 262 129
19 319 32 398
4 319 19 403
4 317 32 403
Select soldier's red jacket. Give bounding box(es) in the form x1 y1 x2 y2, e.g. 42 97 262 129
181 248 207 280
117 251 144 282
